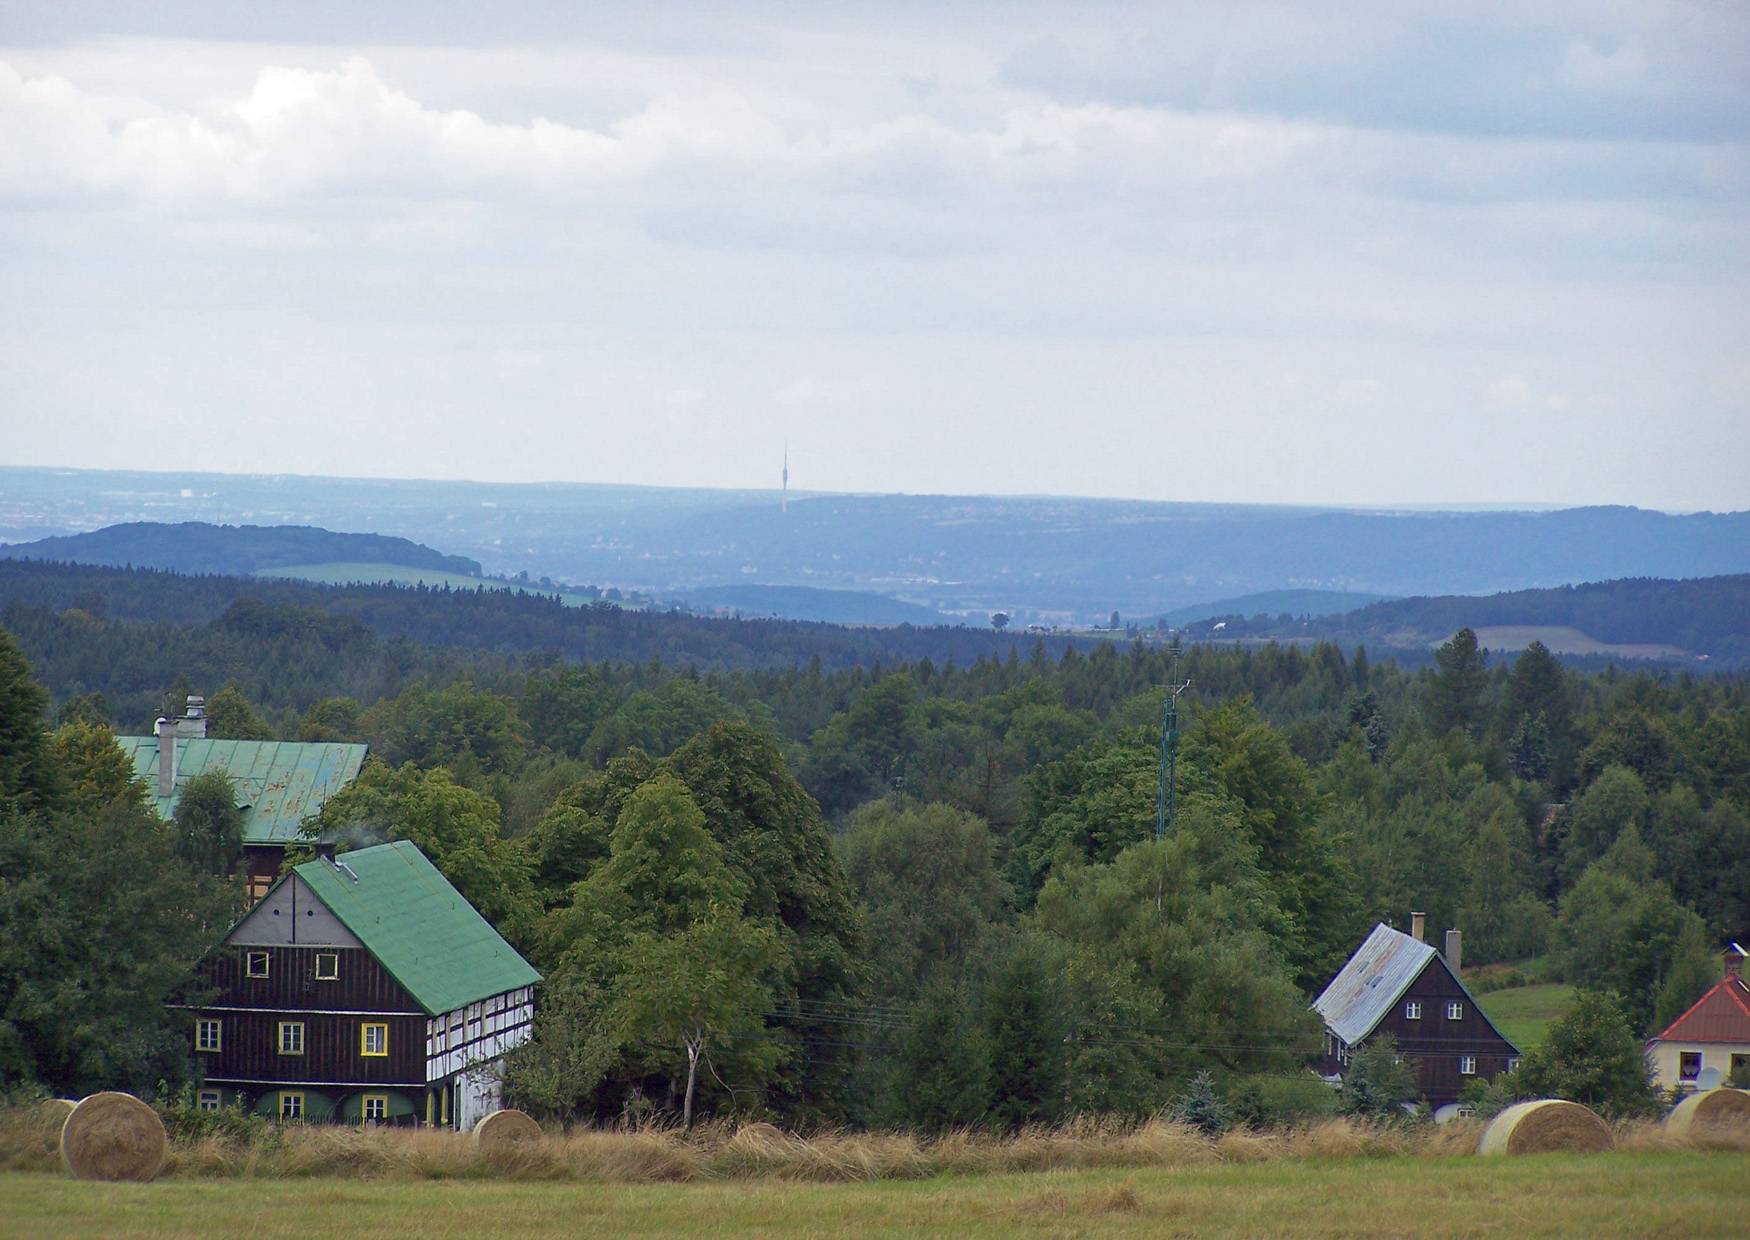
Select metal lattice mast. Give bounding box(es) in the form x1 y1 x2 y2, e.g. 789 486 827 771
1154 679 1191 840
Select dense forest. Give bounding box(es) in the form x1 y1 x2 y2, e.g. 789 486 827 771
2 558 1747 1127
1183 574 1750 663
0 521 483 577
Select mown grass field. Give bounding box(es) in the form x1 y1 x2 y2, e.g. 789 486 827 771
1478 982 1577 1051
5 1151 1746 1239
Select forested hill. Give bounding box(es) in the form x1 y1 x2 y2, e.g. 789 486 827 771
0 521 482 577
1184 575 1750 663
0 558 1077 678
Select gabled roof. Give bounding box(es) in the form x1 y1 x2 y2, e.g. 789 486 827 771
290 841 540 1017
1312 922 1519 1055
1313 923 1437 1045
1651 954 1750 1046
116 737 367 845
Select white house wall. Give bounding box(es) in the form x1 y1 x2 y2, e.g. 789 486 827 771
425 986 534 1084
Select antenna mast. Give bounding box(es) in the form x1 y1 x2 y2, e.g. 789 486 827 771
1154 679 1192 840
782 441 789 514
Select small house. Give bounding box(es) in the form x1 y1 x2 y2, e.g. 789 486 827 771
1645 944 1750 1092
1313 913 1520 1116
116 696 367 902
185 840 540 1130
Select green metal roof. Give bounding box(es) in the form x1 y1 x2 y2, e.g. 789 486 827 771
293 841 540 1016
115 737 367 845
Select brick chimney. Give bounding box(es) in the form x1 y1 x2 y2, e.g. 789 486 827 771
1409 912 1425 943
1444 929 1463 974
155 716 178 798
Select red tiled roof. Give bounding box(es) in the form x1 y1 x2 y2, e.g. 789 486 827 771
1652 976 1750 1044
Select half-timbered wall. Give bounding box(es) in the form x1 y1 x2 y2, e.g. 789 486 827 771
426 986 535 1083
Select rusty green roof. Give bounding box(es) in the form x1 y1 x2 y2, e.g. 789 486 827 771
115 737 368 845
293 841 540 1016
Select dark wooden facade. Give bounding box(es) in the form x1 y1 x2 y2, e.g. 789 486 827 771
194 945 426 1091
1317 952 1518 1106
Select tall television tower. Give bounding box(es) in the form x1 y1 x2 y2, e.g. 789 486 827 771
782 441 789 514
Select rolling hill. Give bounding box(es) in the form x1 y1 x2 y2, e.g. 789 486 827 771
0 521 481 578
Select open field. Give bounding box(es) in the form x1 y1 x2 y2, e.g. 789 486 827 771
5 1151 1748 1238
1478 983 1577 1051
1468 625 1687 660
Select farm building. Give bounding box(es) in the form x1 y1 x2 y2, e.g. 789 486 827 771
116 695 367 902
184 839 540 1130
1645 944 1750 1092
1313 914 1520 1115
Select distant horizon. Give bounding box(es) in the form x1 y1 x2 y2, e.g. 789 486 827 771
0 462 1730 520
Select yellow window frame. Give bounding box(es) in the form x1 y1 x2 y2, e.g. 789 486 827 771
315 952 339 981
361 1093 389 1125
279 1091 304 1120
360 1022 389 1057
195 1018 222 1052
277 1021 305 1056
244 950 270 979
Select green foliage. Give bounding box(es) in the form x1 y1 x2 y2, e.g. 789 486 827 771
205 683 273 740
1516 990 1659 1118
1171 1070 1232 1136
521 663 611 758
0 625 54 810
1557 765 1649 887
173 770 245 876
310 761 536 938
1338 1037 1419 1119
1424 628 1488 737
47 721 146 816
836 800 1007 1004
0 799 234 1096
1552 860 1708 1034
297 697 360 742
360 681 529 776
886 978 993 1132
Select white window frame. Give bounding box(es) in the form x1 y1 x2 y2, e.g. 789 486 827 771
315 952 339 981
1459 1055 1477 1075
1446 1001 1464 1020
244 950 271 979
195 1018 222 1052
197 1089 221 1112
1405 1001 1422 1020
278 1021 305 1056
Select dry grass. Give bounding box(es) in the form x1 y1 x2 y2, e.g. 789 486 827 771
0 1104 1725 1186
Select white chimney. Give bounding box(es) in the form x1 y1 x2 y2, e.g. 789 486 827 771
156 716 178 797
177 694 208 739
1410 912 1426 943
1444 929 1463 974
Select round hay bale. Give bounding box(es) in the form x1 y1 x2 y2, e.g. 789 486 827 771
1477 1100 1613 1156
1665 1088 1750 1139
40 1098 78 1124
473 1108 542 1149
59 1092 167 1182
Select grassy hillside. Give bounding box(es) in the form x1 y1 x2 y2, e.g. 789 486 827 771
1476 982 1575 1051
0 521 481 577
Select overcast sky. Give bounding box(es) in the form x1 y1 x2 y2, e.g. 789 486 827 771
2 2 1746 510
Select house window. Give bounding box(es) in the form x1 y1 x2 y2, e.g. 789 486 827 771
361 1022 389 1057
198 1090 221 1112
195 1018 222 1052
245 950 271 979
1508 1057 1520 1073
1445 1001 1464 1021
278 1021 305 1056
279 1092 304 1120
1459 1056 1477 1076
1679 1052 1702 1081
315 953 339 981
362 1094 388 1124
1405 1002 1422 1020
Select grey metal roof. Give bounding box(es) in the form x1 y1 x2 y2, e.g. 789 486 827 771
1312 922 1437 1046
115 737 367 845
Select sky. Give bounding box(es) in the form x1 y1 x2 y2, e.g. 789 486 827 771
1 2 1746 511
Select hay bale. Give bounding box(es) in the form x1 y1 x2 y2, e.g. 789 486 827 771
1665 1088 1750 1139
473 1108 542 1149
733 1121 786 1145
1477 1100 1613 1156
40 1098 78 1125
59 1092 167 1181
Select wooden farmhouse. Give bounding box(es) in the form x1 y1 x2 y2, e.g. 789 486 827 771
116 695 367 903
1312 914 1519 1117
185 840 540 1129
1645 944 1750 1092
